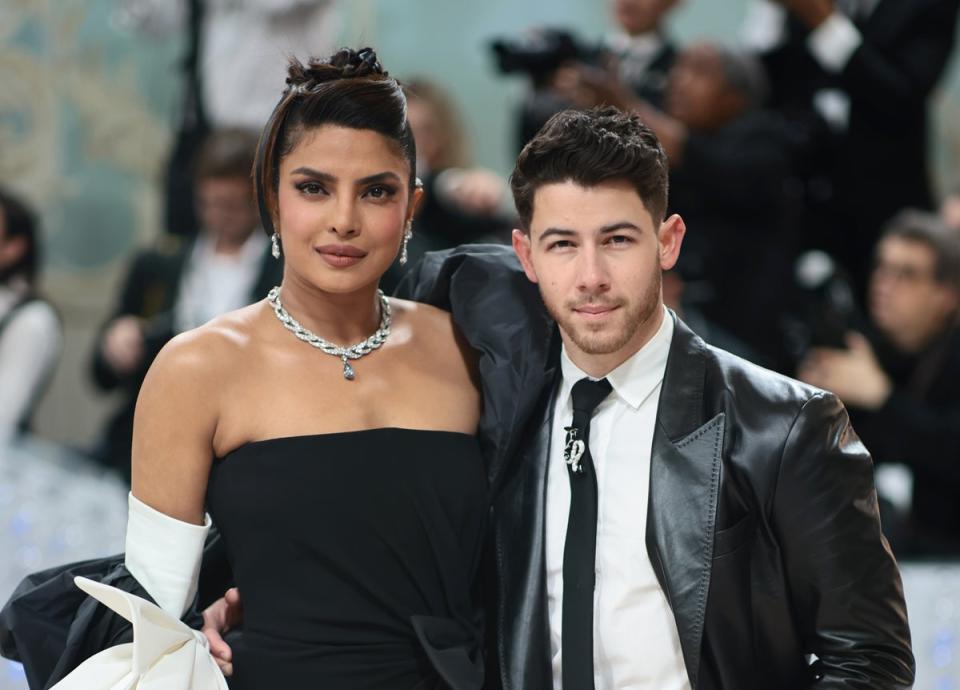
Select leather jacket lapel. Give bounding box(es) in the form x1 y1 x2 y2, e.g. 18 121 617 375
646 315 725 689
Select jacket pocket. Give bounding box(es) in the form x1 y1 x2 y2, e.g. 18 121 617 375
713 513 755 558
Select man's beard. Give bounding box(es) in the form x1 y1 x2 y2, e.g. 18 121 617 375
543 267 662 356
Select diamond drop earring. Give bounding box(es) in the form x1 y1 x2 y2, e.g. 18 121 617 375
271 232 281 259
399 221 413 266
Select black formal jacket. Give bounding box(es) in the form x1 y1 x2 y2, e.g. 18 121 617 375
850 321 960 554
759 0 960 287
398 245 914 690
90 234 281 474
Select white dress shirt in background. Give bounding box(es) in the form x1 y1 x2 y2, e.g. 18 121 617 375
740 0 881 131
0 284 62 447
173 230 267 333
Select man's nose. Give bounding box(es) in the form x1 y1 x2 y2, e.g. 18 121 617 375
576 247 611 293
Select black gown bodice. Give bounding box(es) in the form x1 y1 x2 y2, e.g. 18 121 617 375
206 428 487 690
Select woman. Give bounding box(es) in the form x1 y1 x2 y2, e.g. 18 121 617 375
4 48 487 690
0 189 61 447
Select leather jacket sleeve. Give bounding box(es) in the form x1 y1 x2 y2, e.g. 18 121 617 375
772 391 914 688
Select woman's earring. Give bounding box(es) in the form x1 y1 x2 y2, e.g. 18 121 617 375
399 221 413 266
271 232 281 259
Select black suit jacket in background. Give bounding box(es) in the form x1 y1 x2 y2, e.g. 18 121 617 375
90 235 281 475
397 244 914 690
849 322 960 555
759 0 960 290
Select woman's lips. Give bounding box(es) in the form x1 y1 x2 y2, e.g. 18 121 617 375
315 244 367 268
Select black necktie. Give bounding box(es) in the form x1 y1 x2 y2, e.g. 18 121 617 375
561 377 613 690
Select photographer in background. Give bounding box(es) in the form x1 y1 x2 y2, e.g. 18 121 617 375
493 0 682 150
799 210 960 556
89 128 280 478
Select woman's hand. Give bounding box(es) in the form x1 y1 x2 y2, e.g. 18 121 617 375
202 587 243 677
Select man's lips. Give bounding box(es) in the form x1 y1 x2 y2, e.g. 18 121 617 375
572 304 620 319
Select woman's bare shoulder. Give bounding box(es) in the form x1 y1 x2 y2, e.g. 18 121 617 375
131 303 269 523
391 298 480 392
151 302 265 377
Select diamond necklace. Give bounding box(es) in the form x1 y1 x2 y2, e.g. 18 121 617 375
266 286 391 380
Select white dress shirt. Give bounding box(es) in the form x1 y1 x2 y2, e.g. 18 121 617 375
116 0 339 130
741 0 881 132
0 284 61 446
173 231 267 333
605 31 668 90
546 307 689 690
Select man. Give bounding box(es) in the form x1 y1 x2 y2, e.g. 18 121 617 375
800 210 960 556
742 0 960 292
547 0 680 112
90 128 281 477
519 0 682 149
647 42 807 367
554 41 813 367
204 108 913 688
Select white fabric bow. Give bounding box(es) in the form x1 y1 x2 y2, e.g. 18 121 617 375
51 577 228 690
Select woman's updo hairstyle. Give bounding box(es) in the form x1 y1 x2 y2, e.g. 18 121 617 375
254 47 417 236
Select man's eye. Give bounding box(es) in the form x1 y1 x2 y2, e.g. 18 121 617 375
549 240 574 250
607 235 632 245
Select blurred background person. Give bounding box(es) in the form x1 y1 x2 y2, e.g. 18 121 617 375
940 186 960 233
381 78 514 292
89 128 281 478
601 0 682 108
0 190 62 449
492 0 684 151
115 0 339 238
799 210 960 556
742 0 960 296
648 42 810 367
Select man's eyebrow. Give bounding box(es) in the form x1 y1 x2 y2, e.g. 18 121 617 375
598 221 642 234
538 221 642 242
538 227 577 243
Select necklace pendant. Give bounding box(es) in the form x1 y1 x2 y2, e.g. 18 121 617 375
342 359 356 381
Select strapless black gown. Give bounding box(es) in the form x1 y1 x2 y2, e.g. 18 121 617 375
206 428 488 690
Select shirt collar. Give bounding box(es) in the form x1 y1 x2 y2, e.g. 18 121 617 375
559 305 674 412
606 31 666 63
193 229 267 267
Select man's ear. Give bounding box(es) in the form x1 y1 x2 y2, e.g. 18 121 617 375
658 214 686 270
512 229 539 284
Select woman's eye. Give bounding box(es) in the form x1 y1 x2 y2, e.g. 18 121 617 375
365 185 397 200
296 181 325 195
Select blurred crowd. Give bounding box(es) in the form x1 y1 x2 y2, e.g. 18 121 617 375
3 0 960 561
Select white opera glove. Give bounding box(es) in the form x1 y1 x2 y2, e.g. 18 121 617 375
124 493 211 618
50 577 228 690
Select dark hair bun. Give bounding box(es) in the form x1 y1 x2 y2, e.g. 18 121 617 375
285 48 388 95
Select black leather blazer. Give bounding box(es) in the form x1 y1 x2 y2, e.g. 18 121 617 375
398 245 914 690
